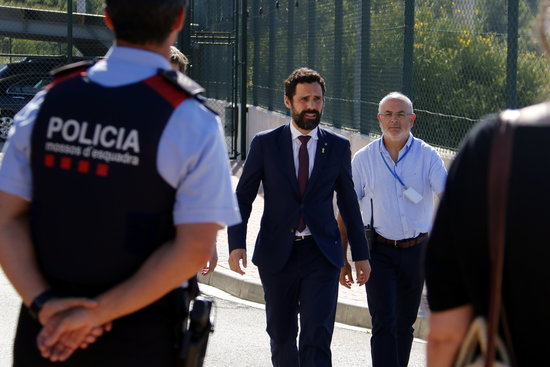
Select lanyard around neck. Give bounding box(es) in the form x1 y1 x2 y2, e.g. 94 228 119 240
379 138 414 187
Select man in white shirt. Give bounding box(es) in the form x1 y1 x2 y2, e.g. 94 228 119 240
339 92 447 367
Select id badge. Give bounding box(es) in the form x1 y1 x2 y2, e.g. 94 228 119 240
403 187 422 204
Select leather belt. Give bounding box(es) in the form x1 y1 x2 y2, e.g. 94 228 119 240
375 233 427 249
294 235 313 242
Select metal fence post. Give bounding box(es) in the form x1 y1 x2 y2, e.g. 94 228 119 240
268 1 276 110
252 0 260 106
67 0 73 60
360 0 372 134
506 0 518 109
402 0 415 97
286 0 295 76
307 0 316 69
178 0 193 63
240 0 248 159
332 1 343 128
232 0 239 159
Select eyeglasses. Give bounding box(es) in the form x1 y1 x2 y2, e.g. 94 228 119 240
379 112 412 120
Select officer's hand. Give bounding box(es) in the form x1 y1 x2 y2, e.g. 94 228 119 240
354 259 371 286
228 249 247 275
339 261 354 288
78 322 112 349
39 297 111 350
38 297 97 326
37 307 101 362
201 247 218 275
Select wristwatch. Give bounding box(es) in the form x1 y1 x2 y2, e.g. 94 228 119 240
29 289 58 320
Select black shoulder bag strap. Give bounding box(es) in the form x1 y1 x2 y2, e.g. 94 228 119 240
486 111 517 367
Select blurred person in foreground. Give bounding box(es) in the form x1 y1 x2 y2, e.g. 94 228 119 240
0 0 240 365
339 92 447 367
228 67 370 366
424 2 550 365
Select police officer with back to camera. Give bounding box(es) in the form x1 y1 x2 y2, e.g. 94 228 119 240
0 0 241 365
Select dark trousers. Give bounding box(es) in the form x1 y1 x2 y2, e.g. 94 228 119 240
13 288 186 367
259 237 340 367
365 239 426 367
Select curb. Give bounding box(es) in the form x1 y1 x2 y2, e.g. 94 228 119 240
198 267 429 340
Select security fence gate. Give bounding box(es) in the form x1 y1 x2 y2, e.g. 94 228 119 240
180 0 241 159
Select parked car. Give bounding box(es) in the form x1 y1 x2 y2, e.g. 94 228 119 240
0 57 85 80
0 73 53 140
0 57 96 140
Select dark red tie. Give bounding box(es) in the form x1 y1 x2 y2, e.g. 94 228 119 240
297 135 311 232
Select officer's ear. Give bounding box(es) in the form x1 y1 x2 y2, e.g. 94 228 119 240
172 9 186 32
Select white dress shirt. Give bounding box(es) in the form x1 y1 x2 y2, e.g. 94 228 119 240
352 133 447 240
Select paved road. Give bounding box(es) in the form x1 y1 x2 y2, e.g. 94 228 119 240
204 285 427 366
0 269 426 367
0 150 429 365
0 268 19 367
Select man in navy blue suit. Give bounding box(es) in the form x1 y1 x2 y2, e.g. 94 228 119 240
228 67 370 367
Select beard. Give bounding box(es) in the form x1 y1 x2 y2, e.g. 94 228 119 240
292 108 322 131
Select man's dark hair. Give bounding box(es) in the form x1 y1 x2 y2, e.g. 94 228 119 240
105 0 188 44
284 67 326 100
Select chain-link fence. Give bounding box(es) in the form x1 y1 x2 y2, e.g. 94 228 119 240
413 0 550 148
3 1 549 151
181 0 240 158
191 0 550 151
0 0 106 65
0 0 107 139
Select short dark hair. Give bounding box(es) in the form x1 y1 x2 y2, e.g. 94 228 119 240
105 0 188 45
284 67 326 100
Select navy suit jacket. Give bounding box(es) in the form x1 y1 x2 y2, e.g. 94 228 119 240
228 124 369 273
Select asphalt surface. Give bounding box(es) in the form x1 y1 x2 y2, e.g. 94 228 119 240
0 273 426 366
203 284 427 366
0 145 430 365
